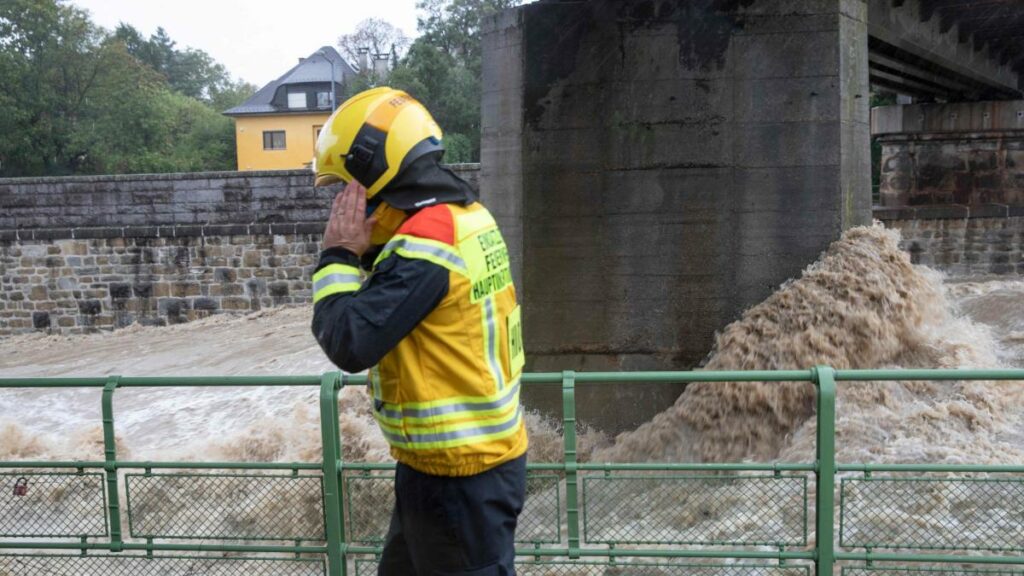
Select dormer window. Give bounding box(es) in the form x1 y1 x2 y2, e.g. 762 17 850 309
317 92 331 109
288 91 307 109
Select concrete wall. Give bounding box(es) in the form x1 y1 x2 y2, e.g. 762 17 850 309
873 101 1024 207
0 166 480 337
482 0 872 430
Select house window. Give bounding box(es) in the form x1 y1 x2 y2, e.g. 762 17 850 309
314 125 323 142
263 130 286 150
316 92 331 109
287 92 307 109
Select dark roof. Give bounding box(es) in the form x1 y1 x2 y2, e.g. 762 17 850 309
223 46 357 116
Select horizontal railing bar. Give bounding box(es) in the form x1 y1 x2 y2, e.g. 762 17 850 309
343 545 816 560
576 463 816 472
834 369 1024 381
835 552 1024 564
0 541 327 554
5 369 1024 390
838 463 1024 473
0 376 326 388
0 461 322 470
0 460 820 472
341 371 817 387
338 462 818 472
520 370 817 384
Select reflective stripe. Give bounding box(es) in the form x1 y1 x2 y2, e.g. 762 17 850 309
312 263 361 282
312 263 362 303
376 380 520 423
483 296 505 390
376 234 467 274
375 401 516 436
313 273 360 294
406 406 521 444
377 407 523 450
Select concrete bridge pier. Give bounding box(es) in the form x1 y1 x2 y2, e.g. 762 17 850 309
481 0 873 432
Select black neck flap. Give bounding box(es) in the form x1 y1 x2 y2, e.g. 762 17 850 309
377 151 478 212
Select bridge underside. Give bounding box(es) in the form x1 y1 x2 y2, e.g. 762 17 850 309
868 0 1024 100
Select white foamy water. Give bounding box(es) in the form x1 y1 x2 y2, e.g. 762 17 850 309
2 225 1024 573
0 225 1022 469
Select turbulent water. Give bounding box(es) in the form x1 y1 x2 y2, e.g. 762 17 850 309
2 224 1024 573
2 224 1024 468
597 225 1024 466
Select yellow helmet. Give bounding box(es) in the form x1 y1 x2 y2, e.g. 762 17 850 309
313 87 444 197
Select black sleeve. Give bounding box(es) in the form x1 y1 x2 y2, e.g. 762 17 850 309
310 247 449 373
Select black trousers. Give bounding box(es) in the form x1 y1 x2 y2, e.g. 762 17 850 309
378 455 526 576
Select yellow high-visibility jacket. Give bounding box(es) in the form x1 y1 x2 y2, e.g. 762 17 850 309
313 202 527 476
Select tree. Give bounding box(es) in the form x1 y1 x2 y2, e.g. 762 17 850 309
337 18 411 74
0 0 110 175
0 0 251 176
113 23 234 101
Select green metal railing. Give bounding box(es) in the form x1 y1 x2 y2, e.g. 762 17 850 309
1 367 1024 575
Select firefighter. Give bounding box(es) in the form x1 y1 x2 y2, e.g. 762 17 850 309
310 87 528 575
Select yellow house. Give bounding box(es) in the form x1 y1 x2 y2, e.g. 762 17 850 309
224 46 356 171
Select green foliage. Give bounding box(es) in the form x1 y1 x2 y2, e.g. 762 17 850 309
0 0 252 177
114 23 246 102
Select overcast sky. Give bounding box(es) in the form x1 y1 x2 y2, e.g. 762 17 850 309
71 0 421 87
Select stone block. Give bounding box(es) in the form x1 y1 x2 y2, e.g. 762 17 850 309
109 282 132 299
157 297 190 316
32 311 50 329
193 297 219 311
29 286 47 301
78 299 102 315
242 251 262 267
214 267 237 282
268 282 289 298
221 297 251 311
171 282 200 297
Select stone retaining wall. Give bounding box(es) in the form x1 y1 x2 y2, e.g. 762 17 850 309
876 205 1024 276
0 166 479 337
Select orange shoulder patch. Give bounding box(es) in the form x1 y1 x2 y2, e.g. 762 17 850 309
397 205 455 245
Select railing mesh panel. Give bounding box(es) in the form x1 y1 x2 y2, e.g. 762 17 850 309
843 568 1024 576
0 472 106 537
344 472 563 544
0 554 325 575
520 474 561 544
345 474 393 544
840 477 1024 551
583 473 807 545
126 473 324 540
356 559 809 575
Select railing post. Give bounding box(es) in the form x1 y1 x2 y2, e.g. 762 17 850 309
101 375 123 552
561 370 580 558
814 366 837 576
320 372 345 576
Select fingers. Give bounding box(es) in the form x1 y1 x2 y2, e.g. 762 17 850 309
331 190 344 215
342 181 360 226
